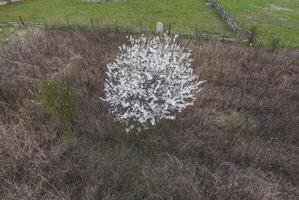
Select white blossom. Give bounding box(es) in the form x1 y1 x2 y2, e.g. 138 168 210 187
102 34 205 131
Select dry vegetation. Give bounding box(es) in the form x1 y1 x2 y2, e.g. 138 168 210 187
0 26 298 200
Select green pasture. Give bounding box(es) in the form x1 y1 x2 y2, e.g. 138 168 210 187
219 0 299 46
0 0 229 34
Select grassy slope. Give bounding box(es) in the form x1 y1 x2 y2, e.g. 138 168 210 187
1 27 298 199
0 0 229 33
219 0 299 46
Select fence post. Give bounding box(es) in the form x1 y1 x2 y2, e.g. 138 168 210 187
115 21 118 32
19 16 25 26
139 21 142 32
90 18 94 28
66 16 69 25
168 23 171 35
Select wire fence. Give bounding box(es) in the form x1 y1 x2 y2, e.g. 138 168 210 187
0 16 250 43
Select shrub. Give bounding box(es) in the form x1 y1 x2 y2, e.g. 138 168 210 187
102 34 205 131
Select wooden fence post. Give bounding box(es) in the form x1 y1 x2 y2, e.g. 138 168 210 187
66 16 69 25
19 16 25 26
115 21 118 32
90 18 94 28
139 21 142 32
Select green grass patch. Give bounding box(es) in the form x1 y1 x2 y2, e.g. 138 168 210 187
36 79 77 140
0 0 229 34
0 26 14 45
219 0 299 46
36 79 77 123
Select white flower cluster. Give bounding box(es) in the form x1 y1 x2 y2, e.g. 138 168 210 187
102 34 205 130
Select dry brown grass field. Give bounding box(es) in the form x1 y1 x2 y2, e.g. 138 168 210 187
0 26 298 200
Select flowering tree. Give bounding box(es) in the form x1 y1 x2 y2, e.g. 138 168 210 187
102 34 205 131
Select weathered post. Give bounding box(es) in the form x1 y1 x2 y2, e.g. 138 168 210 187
115 20 118 32
66 15 69 25
156 22 163 34
139 21 142 32
19 16 25 26
90 18 94 28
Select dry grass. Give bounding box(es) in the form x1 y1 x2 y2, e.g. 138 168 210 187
0 26 298 200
